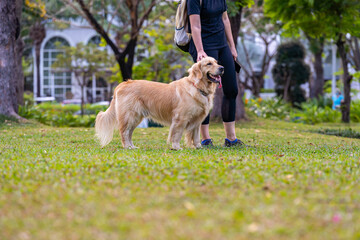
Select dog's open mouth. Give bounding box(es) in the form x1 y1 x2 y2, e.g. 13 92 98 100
207 73 223 88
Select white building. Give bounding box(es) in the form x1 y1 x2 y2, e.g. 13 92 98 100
33 24 111 103
33 24 358 103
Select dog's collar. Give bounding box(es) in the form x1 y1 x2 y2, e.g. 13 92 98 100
193 83 209 97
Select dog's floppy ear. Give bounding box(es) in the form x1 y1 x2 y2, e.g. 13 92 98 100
188 62 203 80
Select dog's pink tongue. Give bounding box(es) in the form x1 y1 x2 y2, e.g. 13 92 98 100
218 77 222 88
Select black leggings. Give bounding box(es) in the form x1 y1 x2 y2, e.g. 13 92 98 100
191 46 238 124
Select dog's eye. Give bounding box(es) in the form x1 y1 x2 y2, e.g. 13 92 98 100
207 63 212 66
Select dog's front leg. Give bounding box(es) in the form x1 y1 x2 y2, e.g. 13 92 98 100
193 126 201 149
168 120 186 150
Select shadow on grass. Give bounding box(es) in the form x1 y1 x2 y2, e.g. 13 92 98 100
310 128 360 139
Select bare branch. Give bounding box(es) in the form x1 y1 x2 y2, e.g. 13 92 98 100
53 5 72 16
141 6 170 31
134 0 156 38
353 37 360 71
106 0 123 33
60 0 86 18
241 37 254 74
347 37 360 71
239 76 252 90
238 60 251 78
270 35 277 44
74 0 124 60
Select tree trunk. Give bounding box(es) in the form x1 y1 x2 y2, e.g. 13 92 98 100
230 4 246 121
235 75 246 120
308 70 315 98
353 37 360 71
124 37 138 78
118 37 138 80
337 35 352 123
0 0 22 118
210 87 223 121
313 49 324 98
75 0 155 81
229 6 242 46
15 0 24 106
251 75 263 98
76 0 129 80
118 57 131 80
308 37 324 99
211 3 246 121
81 85 85 117
283 71 291 102
15 37 24 106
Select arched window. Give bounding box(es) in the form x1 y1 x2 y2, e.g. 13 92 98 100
88 35 101 46
86 77 109 103
43 37 71 101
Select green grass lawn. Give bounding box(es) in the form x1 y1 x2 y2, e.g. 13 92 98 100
1 118 359 239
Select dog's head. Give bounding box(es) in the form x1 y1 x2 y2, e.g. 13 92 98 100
188 57 224 87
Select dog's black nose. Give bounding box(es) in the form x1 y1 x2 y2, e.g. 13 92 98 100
219 66 224 73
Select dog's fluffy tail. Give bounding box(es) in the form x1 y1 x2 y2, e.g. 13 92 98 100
95 100 117 147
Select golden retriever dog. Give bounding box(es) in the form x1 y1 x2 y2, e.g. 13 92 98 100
95 57 224 150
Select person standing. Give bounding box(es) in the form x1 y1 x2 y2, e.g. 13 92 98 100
187 0 244 147
332 89 344 110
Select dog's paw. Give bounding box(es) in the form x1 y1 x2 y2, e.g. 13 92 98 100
171 143 182 150
195 145 202 149
171 147 183 151
171 146 183 150
125 146 138 150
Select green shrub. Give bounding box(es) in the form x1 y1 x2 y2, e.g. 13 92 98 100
86 104 108 113
298 96 333 109
246 97 342 124
18 102 107 127
246 98 292 120
23 92 34 106
36 102 80 114
351 100 360 123
291 104 341 124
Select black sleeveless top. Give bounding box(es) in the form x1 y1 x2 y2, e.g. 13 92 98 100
187 0 228 53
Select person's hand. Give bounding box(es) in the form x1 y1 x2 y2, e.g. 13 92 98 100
230 46 238 60
197 50 208 62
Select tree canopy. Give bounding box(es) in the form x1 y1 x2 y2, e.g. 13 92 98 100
265 0 360 122
264 0 360 39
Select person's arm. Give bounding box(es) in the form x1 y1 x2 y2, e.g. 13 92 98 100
189 14 207 62
222 11 237 60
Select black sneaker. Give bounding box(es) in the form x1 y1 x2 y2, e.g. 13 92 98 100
224 138 245 147
201 139 214 147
